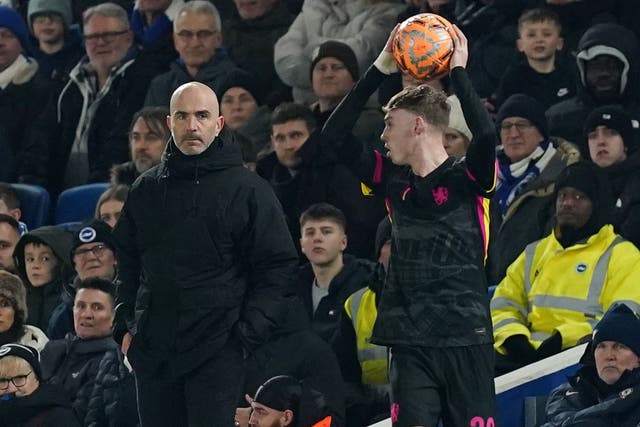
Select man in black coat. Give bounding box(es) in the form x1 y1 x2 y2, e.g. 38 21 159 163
113 81 299 427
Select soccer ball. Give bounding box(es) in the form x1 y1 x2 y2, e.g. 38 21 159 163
392 13 454 81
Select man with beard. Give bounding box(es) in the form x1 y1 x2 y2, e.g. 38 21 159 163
547 23 640 156
110 106 171 185
491 161 640 374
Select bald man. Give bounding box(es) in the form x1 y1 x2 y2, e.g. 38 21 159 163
113 82 299 426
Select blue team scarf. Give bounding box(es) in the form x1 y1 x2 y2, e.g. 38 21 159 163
130 9 171 46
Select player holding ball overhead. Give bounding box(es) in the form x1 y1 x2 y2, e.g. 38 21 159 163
322 18 498 427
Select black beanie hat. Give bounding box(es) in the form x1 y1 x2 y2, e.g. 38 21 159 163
495 94 549 138
593 303 640 357
584 105 638 153
70 219 116 261
253 375 302 412
0 344 42 380
217 69 262 106
310 40 360 82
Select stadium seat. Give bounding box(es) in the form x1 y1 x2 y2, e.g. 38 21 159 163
10 183 51 229
54 183 110 225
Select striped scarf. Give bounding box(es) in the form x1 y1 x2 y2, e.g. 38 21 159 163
496 140 556 215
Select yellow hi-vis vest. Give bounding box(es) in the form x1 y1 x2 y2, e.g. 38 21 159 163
345 287 389 385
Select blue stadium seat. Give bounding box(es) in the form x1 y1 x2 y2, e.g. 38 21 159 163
54 183 110 225
11 183 51 229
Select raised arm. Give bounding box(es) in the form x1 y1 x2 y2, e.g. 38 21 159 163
448 25 497 195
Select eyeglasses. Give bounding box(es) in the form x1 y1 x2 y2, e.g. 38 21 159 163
175 30 216 41
73 244 109 260
0 372 31 389
500 121 534 132
84 30 129 44
32 13 64 24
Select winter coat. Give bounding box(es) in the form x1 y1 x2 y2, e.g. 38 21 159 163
0 382 81 427
602 150 640 248
223 1 294 107
495 53 576 110
492 225 640 353
273 0 405 104
40 335 134 426
110 161 138 186
546 23 640 155
31 31 84 91
112 129 299 378
256 131 387 259
297 255 375 344
322 65 497 348
143 50 239 108
543 353 640 427
46 277 79 341
487 139 580 285
13 226 74 332
26 46 158 193
0 56 52 184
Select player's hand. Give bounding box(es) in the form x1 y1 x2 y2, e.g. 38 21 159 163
375 24 400 75
448 24 468 70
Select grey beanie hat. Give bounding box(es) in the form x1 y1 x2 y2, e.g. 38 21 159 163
28 0 72 29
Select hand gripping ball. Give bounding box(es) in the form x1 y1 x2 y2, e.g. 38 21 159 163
392 13 454 81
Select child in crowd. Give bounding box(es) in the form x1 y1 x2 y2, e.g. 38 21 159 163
495 8 575 109
13 226 73 333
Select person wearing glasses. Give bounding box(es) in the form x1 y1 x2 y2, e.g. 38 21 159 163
0 343 81 426
144 1 240 108
46 219 119 340
24 2 161 194
40 277 137 426
487 93 580 285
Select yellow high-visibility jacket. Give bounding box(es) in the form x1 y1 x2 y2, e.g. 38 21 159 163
491 225 640 353
345 287 389 385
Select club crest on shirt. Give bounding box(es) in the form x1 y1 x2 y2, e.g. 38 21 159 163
432 186 449 206
575 263 588 273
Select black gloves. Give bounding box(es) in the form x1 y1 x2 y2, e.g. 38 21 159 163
503 334 538 365
536 332 563 360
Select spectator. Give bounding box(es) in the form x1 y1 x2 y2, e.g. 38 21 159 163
12 226 73 333
444 95 472 158
129 0 181 71
547 23 640 156
28 2 159 193
320 25 498 427
310 41 385 153
0 6 52 184
95 185 129 229
257 103 386 259
332 217 391 426
223 0 294 108
47 219 118 340
235 295 346 427
0 215 19 273
296 203 375 343
584 105 640 248
0 183 27 234
41 277 136 426
542 303 640 426
27 0 83 89
144 1 238 107
495 8 575 109
218 69 272 158
111 106 170 186
0 343 80 426
488 94 579 284
0 272 48 351
247 375 335 427
113 81 299 426
273 0 405 104
492 161 640 374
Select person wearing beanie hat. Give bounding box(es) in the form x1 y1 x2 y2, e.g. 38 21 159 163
70 219 117 283
492 160 640 374
219 69 262 130
0 271 48 352
543 303 640 426
584 105 640 249
28 0 72 30
0 6 31 57
488 90 580 285
0 343 80 425
444 94 472 157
